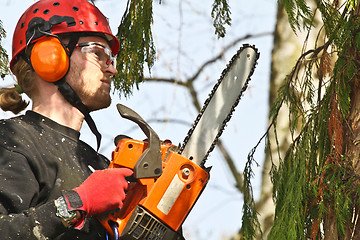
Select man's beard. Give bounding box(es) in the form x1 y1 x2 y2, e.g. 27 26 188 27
76 84 111 111
65 64 112 112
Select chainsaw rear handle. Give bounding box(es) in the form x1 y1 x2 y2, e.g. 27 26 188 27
116 104 162 179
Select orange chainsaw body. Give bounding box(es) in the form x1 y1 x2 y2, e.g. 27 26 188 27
100 138 210 238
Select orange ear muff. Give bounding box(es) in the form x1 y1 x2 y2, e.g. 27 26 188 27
30 36 69 82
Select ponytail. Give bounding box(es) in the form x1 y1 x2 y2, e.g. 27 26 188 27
0 87 28 114
0 58 35 114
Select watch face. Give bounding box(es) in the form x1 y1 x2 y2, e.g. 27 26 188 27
58 207 72 217
56 197 76 219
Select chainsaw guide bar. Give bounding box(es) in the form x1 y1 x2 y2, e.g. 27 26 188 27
179 44 260 165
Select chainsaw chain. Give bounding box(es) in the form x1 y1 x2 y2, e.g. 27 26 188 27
178 44 260 166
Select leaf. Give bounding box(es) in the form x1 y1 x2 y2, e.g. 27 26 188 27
318 50 333 80
279 0 313 33
211 0 232 38
0 20 9 79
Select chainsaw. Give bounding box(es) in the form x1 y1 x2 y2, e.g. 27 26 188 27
99 44 259 240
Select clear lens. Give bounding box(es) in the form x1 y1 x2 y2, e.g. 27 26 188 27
77 42 116 68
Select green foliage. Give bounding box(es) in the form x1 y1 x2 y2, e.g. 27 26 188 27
347 0 358 10
211 0 232 38
316 1 343 44
113 0 156 98
242 1 360 239
239 149 262 239
0 20 9 79
112 0 232 97
265 58 360 239
113 0 232 97
278 0 313 32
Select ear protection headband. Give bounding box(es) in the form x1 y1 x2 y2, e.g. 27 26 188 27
30 36 69 82
23 16 79 82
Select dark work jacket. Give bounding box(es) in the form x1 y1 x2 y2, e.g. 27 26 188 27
0 111 109 239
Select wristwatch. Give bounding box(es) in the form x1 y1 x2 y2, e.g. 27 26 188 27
55 196 78 226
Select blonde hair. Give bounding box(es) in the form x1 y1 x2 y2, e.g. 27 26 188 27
0 58 36 114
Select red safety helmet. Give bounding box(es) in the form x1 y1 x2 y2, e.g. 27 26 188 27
10 0 120 71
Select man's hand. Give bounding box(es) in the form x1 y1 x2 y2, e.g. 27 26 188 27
62 168 133 216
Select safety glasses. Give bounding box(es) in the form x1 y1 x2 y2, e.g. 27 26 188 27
76 42 116 68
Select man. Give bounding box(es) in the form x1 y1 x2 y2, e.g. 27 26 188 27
0 0 133 239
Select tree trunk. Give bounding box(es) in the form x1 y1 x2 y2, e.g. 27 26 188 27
343 66 360 239
345 83 360 174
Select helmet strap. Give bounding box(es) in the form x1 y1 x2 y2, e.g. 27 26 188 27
55 79 102 151
20 51 34 71
65 34 79 56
